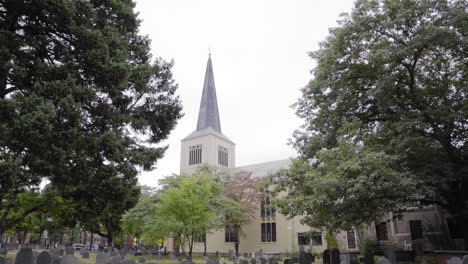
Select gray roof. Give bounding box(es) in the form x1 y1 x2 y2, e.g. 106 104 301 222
233 159 291 178
196 55 221 132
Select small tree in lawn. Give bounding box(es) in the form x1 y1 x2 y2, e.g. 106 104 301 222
151 173 223 260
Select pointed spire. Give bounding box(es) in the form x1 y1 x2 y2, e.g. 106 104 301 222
196 55 221 132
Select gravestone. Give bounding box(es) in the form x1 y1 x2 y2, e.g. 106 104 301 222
350 255 359 264
305 253 314 264
447 257 463 264
463 256 468 264
216 252 220 258
252 258 257 264
169 254 175 260
323 250 330 264
181 261 194 264
241 260 249 264
376 257 391 264
57 249 64 257
260 258 267 264
33 251 40 263
208 258 219 264
331 249 340 264
270 258 278 264
139 257 146 263
299 246 305 253
110 252 117 257
122 259 137 264
364 253 374 264
178 256 183 262
229 250 234 261
81 251 90 259
340 254 350 264
299 251 306 264
96 252 109 264
37 251 52 264
65 247 74 256
59 255 78 264
284 259 290 264
0 256 5 264
157 252 162 260
52 257 61 264
16 246 33 264
0 249 7 255
383 248 396 264
120 249 128 256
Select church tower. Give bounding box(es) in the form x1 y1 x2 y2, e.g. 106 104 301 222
180 55 235 174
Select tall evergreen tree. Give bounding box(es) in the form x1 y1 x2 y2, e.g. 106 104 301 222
0 0 182 234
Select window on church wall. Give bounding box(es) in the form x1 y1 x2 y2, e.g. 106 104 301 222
218 146 228 167
261 222 276 242
376 222 388 241
347 231 357 249
189 145 202 165
297 232 322 246
261 192 275 218
194 233 206 243
225 226 238 243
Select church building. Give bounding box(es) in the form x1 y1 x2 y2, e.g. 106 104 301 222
164 55 455 254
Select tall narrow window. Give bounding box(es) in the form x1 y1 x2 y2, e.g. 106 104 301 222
297 233 309 246
261 192 275 218
311 232 322 246
189 145 202 165
261 223 276 242
225 226 238 243
347 231 357 249
195 233 206 243
410 220 423 240
218 146 228 167
376 222 388 241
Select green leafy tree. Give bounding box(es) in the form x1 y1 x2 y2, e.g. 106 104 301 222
148 173 224 260
267 0 468 248
0 0 182 235
121 186 158 239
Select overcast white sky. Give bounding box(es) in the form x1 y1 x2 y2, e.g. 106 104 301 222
135 0 356 187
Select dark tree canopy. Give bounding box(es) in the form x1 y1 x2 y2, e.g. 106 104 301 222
267 0 467 247
0 0 182 234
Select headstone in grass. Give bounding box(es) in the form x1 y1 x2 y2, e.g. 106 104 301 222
363 253 374 264
57 248 64 257
82 251 90 259
181 260 194 264
122 259 137 264
331 249 340 264
463 256 468 264
305 253 314 264
376 257 390 264
383 248 396 264
323 250 330 264
260 257 267 264
340 254 350 264
169 254 175 260
37 251 52 264
251 258 257 264
0 256 5 264
157 252 162 260
350 255 358 264
65 247 74 256
60 255 78 264
139 256 146 263
447 257 463 264
96 252 109 264
229 250 234 261
216 251 220 258
241 259 249 264
15 246 33 264
120 249 128 256
0 249 7 255
178 255 183 262
208 258 220 264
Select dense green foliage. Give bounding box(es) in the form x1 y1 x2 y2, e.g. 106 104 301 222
266 0 467 245
0 0 182 235
148 173 225 260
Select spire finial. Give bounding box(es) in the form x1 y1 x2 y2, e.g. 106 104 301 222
208 47 212 57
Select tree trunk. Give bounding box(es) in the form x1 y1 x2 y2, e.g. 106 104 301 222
71 228 74 245
89 233 94 251
203 239 207 256
107 231 113 247
234 241 239 256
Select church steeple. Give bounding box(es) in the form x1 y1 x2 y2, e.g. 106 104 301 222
196 55 221 132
